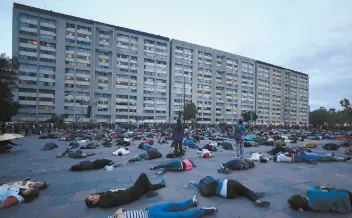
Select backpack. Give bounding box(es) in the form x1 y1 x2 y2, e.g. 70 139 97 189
198 176 218 197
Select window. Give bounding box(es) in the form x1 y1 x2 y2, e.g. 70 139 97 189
40 50 55 55
19 38 38 45
66 23 75 28
77 40 91 46
19 55 37 61
77 25 91 32
20 22 37 29
20 30 37 37
66 38 75 43
19 47 37 53
40 34 55 40
40 42 56 48
39 58 55 63
40 26 56 33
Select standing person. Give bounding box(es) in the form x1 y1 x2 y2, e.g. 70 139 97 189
234 120 245 159
23 123 29 136
172 118 184 156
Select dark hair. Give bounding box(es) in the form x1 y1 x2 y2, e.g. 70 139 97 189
41 182 48 189
85 197 99 208
287 195 309 210
176 119 182 132
23 188 40 202
239 120 243 125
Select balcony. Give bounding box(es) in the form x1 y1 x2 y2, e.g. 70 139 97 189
20 43 38 49
39 53 55 59
20 26 37 33
77 29 91 35
19 51 37 57
40 46 56 52
40 30 56 37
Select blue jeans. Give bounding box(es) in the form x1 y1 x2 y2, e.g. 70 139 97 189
152 160 182 175
235 139 244 158
147 199 205 218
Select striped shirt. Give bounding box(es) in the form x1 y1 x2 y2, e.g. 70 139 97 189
124 209 148 218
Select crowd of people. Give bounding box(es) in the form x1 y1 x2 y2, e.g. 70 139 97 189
1 118 352 217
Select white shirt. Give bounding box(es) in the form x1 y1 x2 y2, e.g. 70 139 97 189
112 148 130 156
276 153 292 162
77 140 89 146
220 179 228 198
249 152 262 161
0 185 24 203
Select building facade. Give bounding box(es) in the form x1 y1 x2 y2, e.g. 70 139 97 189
13 3 170 123
12 3 309 125
169 40 256 124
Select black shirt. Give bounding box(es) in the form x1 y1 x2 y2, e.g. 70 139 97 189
93 159 113 169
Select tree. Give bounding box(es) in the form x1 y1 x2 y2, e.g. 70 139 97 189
47 114 65 128
241 111 258 123
328 108 336 113
309 108 332 126
0 53 19 92
183 102 197 121
340 98 351 111
0 83 17 122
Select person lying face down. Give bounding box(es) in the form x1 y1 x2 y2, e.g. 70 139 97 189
111 195 218 218
190 176 270 208
267 144 311 155
85 173 165 208
2 180 47 190
40 142 58 151
138 142 156 151
128 149 162 162
0 185 39 209
274 151 351 163
149 159 196 175
56 148 95 159
288 184 352 213
70 159 121 171
218 158 256 174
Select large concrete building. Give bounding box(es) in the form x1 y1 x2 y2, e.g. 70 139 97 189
13 3 170 123
12 3 309 125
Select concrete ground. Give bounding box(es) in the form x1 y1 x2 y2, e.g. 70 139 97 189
1 136 352 218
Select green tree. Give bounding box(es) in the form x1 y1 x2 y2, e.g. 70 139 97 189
47 114 65 128
0 53 19 91
340 98 351 111
241 111 258 122
309 108 332 126
183 102 197 121
0 54 20 122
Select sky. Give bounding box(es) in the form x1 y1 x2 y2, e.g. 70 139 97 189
1 0 351 111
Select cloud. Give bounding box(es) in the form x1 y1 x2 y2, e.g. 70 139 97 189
285 22 352 110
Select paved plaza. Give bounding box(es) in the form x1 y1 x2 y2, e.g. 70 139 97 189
1 136 352 218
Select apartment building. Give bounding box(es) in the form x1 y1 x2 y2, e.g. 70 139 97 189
255 61 309 126
12 3 170 123
12 3 309 125
170 40 256 124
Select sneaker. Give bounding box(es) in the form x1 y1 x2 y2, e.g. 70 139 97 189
220 164 225 169
203 207 218 215
192 195 198 206
254 200 270 207
155 171 163 176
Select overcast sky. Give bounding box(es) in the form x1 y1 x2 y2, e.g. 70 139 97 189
1 0 351 111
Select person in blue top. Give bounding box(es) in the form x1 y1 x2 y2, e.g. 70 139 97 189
288 184 352 213
234 120 245 158
189 176 270 207
172 119 185 155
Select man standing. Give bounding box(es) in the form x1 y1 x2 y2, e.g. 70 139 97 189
234 120 245 158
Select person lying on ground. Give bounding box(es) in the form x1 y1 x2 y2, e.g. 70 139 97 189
184 139 199 149
112 147 130 156
288 184 352 213
128 149 162 162
112 195 218 218
40 142 58 151
197 149 212 158
0 140 21 153
79 142 99 149
217 158 256 174
150 159 196 175
249 152 271 163
274 151 351 163
70 159 122 171
0 186 39 209
56 148 95 159
345 146 352 155
85 173 165 208
190 176 270 208
322 143 339 150
165 149 186 158
138 142 157 151
303 141 318 148
340 141 352 147
201 144 217 152
1 179 47 190
267 144 311 155
158 138 167 144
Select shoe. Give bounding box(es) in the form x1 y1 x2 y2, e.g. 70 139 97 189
220 164 225 169
192 195 198 206
203 207 218 215
155 171 163 176
160 179 166 187
254 200 270 207
255 192 265 198
344 157 351 162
